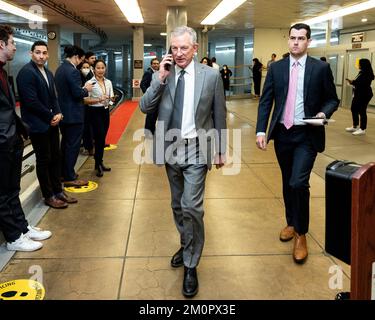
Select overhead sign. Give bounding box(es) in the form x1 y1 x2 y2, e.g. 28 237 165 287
352 32 364 43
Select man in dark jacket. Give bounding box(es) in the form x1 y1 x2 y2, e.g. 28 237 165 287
140 58 159 135
55 45 93 186
0 25 51 252
17 41 77 209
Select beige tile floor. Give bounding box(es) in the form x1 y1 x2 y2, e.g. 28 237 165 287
2 99 374 300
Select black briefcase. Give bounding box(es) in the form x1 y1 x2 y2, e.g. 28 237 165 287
325 160 362 264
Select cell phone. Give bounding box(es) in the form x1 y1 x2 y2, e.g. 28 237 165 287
164 46 173 71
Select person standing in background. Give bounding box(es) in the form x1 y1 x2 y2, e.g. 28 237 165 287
0 25 52 252
251 58 263 98
345 58 374 136
17 41 77 209
220 64 232 97
55 45 93 187
84 59 114 177
140 58 160 135
211 57 220 70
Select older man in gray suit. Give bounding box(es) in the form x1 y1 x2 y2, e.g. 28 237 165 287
140 26 226 298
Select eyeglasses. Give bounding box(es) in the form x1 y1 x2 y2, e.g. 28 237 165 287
289 36 308 42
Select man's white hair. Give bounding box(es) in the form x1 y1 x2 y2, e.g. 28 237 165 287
170 26 197 45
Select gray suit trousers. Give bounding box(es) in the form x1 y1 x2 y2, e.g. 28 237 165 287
165 141 208 268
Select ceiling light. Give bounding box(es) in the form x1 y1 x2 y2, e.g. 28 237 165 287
114 0 144 23
144 43 152 47
201 0 247 25
0 0 47 22
160 32 167 36
362 18 368 22
296 0 375 25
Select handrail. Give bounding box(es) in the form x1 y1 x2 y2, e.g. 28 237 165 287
21 164 35 178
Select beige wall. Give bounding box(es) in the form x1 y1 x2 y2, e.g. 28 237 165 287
252 28 289 94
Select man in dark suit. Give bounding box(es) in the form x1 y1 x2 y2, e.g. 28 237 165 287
55 45 93 187
17 41 77 209
0 25 51 252
140 58 160 135
140 26 226 298
255 23 339 264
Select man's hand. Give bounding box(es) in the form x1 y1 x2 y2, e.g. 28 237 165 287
50 113 63 126
315 112 326 119
256 135 267 150
158 54 173 82
214 153 226 169
84 82 94 92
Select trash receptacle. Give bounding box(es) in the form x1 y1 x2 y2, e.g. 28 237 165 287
325 160 362 264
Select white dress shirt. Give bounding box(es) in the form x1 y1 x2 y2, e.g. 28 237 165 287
86 76 114 108
175 60 197 138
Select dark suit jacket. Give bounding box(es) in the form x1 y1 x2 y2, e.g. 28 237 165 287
140 67 153 93
256 55 339 152
16 60 61 133
54 60 88 124
0 70 28 144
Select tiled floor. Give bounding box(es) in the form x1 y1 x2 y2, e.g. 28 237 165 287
2 99 374 300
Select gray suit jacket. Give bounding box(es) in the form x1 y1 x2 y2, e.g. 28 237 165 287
139 61 227 168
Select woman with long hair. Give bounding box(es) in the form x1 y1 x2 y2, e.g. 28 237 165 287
346 58 374 135
84 60 114 177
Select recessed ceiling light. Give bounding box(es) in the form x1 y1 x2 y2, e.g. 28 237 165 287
144 43 152 47
114 0 144 24
160 32 167 36
0 0 47 22
296 1 375 25
362 18 368 22
201 0 247 25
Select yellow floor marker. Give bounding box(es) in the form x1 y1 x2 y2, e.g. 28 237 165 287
64 181 98 193
104 144 117 151
0 279 45 300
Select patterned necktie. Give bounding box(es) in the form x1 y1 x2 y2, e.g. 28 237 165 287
170 69 185 130
283 62 298 129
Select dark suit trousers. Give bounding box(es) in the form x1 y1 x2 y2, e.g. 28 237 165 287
144 109 159 135
60 122 84 181
0 134 28 242
88 106 110 167
30 126 63 199
82 107 94 151
273 124 317 235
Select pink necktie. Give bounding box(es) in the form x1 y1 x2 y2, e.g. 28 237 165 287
283 62 298 129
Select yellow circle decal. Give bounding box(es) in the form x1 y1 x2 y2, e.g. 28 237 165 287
104 144 117 151
64 181 98 193
0 279 45 300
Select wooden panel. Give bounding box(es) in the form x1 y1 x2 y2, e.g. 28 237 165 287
351 162 375 300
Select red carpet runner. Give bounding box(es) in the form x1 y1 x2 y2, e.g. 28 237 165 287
106 100 139 145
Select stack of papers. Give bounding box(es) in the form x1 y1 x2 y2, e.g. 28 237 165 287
301 117 335 126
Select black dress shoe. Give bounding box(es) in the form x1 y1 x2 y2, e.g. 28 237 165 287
95 165 103 177
182 267 198 298
171 247 184 268
100 163 111 171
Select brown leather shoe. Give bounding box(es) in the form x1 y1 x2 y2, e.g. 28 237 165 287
63 179 89 187
56 192 78 204
45 196 68 209
293 233 308 264
279 226 295 242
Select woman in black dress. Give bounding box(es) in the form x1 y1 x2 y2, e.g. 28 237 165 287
250 58 263 98
220 64 232 97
